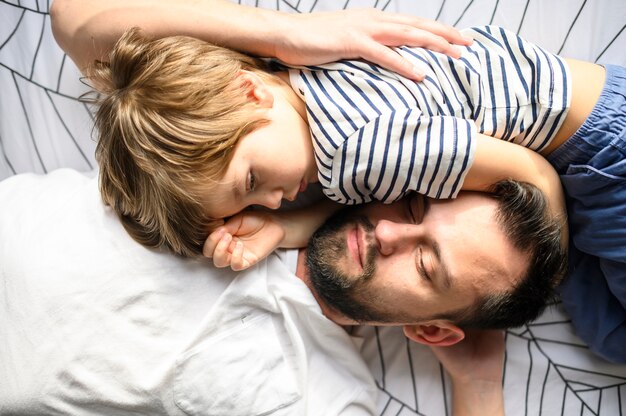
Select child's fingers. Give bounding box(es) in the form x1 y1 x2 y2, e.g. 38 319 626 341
212 232 233 268
230 241 251 271
203 227 226 258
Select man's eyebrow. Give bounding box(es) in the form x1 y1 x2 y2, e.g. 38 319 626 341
433 241 453 290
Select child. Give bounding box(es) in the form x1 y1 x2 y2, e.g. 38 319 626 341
88 25 567 258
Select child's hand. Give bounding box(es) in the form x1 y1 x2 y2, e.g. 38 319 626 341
203 211 286 271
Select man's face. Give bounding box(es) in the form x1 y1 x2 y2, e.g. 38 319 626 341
306 192 529 325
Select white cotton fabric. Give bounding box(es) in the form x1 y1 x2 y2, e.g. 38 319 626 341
0 169 376 415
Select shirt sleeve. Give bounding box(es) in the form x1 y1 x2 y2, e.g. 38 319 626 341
322 110 477 204
461 26 571 152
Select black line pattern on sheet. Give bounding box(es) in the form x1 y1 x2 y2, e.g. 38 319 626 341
375 327 387 389
0 131 16 175
489 0 499 25
439 364 449 416
0 8 25 50
595 24 626 63
1 2 626 415
28 10 45 79
527 324 626 416
380 396 392 415
406 337 419 411
436 0 446 21
1 61 83 101
83 101 96 123
278 0 299 13
1 0 47 15
367 302 626 414
1 1 97 177
516 0 531 35
525 338 534 415
45 89 93 168
557 0 587 54
539 355 551 414
56 52 65 91
11 70 46 172
453 0 474 27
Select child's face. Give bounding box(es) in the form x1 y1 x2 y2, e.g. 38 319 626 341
202 101 318 219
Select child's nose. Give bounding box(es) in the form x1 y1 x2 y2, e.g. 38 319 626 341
259 190 283 209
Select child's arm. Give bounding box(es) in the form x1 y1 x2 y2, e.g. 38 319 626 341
463 133 568 242
204 200 341 271
50 0 471 79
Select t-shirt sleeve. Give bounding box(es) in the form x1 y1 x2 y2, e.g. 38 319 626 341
461 26 571 152
322 110 477 204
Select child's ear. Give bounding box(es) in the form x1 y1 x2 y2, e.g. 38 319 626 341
403 322 465 346
237 70 274 108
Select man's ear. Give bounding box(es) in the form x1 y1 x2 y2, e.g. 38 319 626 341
237 70 274 108
403 322 465 346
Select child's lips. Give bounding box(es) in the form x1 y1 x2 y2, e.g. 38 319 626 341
298 179 308 193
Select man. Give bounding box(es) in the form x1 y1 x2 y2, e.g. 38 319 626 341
305 180 565 340
0 169 563 415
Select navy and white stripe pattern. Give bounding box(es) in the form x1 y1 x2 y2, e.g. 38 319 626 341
289 26 570 205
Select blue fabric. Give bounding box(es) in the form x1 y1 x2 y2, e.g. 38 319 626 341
548 64 626 363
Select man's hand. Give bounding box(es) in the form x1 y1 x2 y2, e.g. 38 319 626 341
203 211 285 271
275 9 473 81
430 329 505 416
51 0 472 80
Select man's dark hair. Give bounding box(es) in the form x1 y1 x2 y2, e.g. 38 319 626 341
307 180 568 329
441 180 567 329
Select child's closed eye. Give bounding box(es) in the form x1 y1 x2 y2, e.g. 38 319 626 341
246 170 257 192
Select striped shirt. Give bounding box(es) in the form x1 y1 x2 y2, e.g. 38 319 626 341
287 26 571 204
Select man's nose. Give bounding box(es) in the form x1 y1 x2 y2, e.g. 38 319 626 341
374 220 417 256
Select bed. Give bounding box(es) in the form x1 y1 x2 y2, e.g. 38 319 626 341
1 1 625 414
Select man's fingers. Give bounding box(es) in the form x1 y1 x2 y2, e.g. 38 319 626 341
360 42 424 81
379 12 473 46
359 26 469 81
374 25 466 57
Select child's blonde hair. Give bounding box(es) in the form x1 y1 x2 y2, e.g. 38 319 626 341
88 28 271 256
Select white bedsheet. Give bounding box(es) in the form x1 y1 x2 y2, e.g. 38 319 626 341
1 1 625 415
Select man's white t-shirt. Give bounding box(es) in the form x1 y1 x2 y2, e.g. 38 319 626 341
0 169 376 415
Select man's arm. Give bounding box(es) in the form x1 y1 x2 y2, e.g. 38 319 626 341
430 330 506 416
50 0 471 79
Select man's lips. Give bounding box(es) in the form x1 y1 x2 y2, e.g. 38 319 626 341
347 223 365 271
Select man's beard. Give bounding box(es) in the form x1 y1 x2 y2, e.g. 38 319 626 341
306 208 390 323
